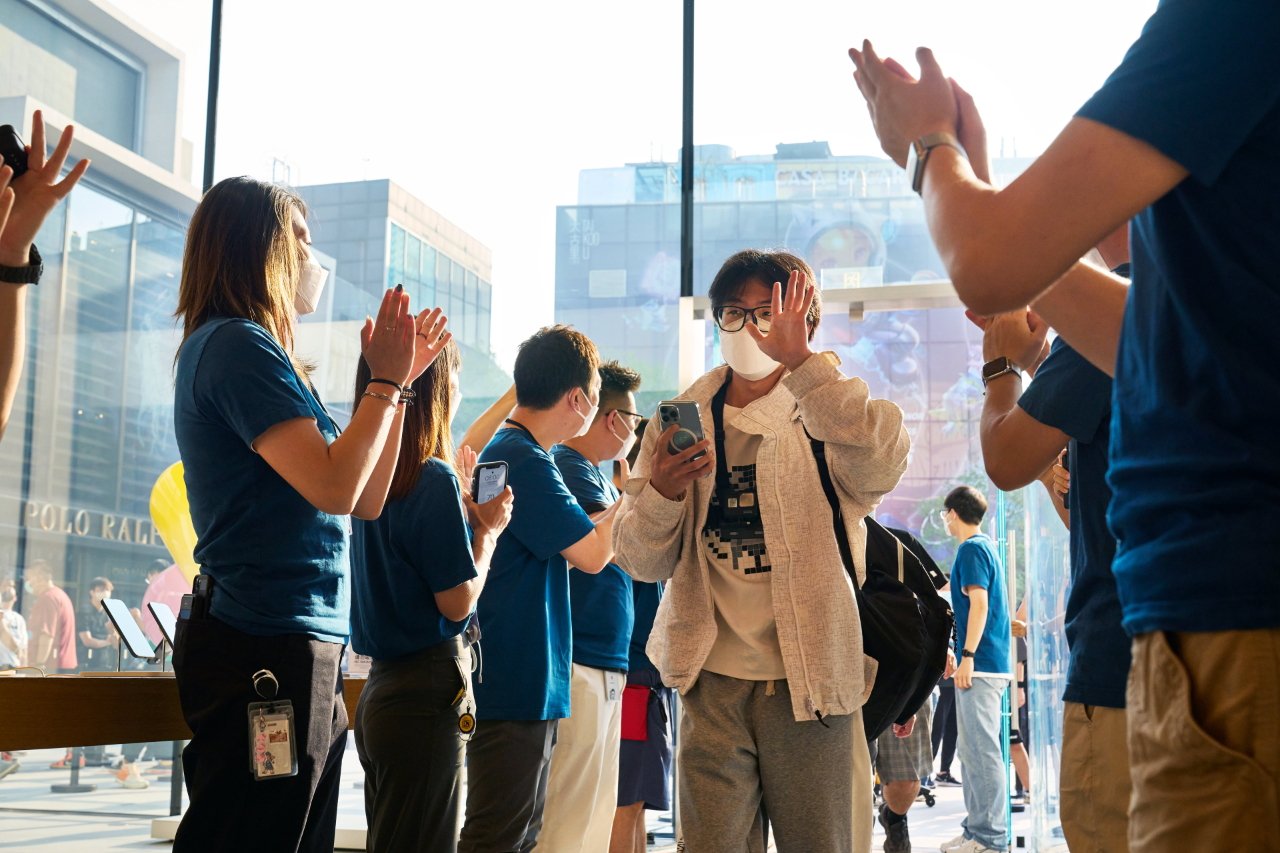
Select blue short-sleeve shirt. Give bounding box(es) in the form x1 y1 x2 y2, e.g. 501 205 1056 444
628 581 663 675
174 318 349 643
950 533 1011 676
1077 0 1280 634
551 446 634 672
473 426 596 720
1019 337 1128 708
351 458 477 659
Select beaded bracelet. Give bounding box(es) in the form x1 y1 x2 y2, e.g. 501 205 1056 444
362 390 397 405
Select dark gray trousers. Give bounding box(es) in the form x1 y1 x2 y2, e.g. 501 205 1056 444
458 718 559 853
355 638 470 853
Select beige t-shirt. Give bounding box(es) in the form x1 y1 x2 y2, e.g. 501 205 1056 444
700 405 787 681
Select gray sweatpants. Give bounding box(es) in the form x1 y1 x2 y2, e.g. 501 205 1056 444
678 671 873 853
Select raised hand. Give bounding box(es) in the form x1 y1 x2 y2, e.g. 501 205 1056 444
951 78 991 184
980 309 1049 370
0 110 91 266
648 424 713 502
744 268 815 371
848 41 958 168
456 445 478 490
410 306 451 382
359 287 415 388
612 457 631 492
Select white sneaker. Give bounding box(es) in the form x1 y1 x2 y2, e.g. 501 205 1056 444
115 763 150 790
950 840 1000 853
940 834 968 851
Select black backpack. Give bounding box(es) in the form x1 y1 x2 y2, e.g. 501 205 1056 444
810 440 955 740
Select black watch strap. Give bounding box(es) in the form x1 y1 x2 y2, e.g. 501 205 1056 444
0 244 42 285
961 649 975 659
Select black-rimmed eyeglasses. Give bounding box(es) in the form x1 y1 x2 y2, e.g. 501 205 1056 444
713 305 774 334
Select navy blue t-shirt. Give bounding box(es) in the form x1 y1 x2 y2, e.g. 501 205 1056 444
473 426 596 720
628 581 663 675
350 458 477 660
174 318 349 643
951 533 1011 675
1019 337 1128 708
551 446 633 672
1077 0 1280 634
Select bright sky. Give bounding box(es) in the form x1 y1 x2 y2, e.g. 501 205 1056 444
112 0 1154 370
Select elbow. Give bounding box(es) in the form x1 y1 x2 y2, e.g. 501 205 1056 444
312 484 361 517
982 452 1036 493
440 601 474 623
948 250 1035 317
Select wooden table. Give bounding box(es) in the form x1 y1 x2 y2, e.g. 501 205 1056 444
0 674 368 750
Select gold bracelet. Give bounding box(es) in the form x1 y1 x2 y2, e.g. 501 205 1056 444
362 390 397 405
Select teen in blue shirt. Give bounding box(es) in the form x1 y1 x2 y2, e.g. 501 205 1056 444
540 360 643 852
350 341 511 853
172 176 444 853
459 326 617 853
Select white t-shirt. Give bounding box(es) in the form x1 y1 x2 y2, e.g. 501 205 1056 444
0 608 28 667
700 405 787 681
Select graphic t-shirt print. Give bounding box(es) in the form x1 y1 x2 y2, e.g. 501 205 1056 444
703 460 771 576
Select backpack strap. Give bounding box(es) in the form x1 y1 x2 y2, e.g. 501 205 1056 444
809 437 857 577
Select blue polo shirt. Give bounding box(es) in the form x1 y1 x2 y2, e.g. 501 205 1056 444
174 318 349 644
950 533 1011 676
1077 0 1280 634
1019 337 1128 708
628 581 663 675
473 426 596 720
551 446 633 672
350 458 477 660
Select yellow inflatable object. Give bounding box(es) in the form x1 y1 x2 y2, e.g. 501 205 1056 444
150 461 199 584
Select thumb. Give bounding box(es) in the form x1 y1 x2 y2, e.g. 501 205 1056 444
916 46 945 81
361 316 374 349
964 309 989 330
744 322 766 344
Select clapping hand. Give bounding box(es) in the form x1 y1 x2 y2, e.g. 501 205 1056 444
849 41 958 168
410 307 451 383
744 269 815 372
0 110 91 266
360 287 416 388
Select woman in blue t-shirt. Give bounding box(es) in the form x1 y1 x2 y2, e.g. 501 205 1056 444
171 176 450 853
349 341 512 853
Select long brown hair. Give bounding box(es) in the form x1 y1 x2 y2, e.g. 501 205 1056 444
176 176 307 356
354 339 462 502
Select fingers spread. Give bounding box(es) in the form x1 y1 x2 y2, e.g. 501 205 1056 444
45 123 75 178
28 110 46 172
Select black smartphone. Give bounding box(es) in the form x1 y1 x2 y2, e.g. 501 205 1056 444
472 460 509 504
0 125 28 178
657 401 705 459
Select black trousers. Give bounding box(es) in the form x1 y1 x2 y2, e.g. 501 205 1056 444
356 637 470 853
458 718 558 853
172 615 347 853
932 678 958 773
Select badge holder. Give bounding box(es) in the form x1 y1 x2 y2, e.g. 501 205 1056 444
452 654 477 742
247 669 298 781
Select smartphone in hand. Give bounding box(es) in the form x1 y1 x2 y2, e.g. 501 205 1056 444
657 401 705 460
0 126 29 178
472 461 509 504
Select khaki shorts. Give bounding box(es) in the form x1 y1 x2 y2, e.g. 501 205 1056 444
1060 701 1131 852
1127 629 1280 853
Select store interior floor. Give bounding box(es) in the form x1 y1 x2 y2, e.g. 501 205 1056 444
0 746 1038 851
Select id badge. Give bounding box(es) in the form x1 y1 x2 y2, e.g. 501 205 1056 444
605 670 624 702
452 652 477 741
247 700 299 780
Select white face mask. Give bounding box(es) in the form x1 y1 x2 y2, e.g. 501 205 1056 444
607 413 636 462
294 253 329 316
720 328 781 381
572 389 598 438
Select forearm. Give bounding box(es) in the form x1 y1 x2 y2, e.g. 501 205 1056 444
459 385 516 453
0 284 26 443
963 602 988 653
924 150 1084 315
319 395 400 511
1031 264 1128 377
34 634 53 668
352 405 407 519
979 375 1025 488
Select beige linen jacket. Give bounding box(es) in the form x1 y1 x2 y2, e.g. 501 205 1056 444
614 353 910 722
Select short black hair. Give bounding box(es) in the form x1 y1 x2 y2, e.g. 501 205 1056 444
597 360 642 416
89 576 112 593
944 486 988 526
513 325 600 410
708 249 822 340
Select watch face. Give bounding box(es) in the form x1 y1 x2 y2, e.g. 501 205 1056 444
981 358 1009 380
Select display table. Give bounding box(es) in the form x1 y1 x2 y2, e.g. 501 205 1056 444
0 673 368 750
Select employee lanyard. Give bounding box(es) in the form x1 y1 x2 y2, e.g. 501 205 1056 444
504 418 536 443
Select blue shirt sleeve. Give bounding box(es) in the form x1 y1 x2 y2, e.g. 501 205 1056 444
506 444 596 563
1077 0 1280 185
1017 338 1112 444
954 539 996 595
391 460 478 595
553 448 613 515
193 321 318 447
